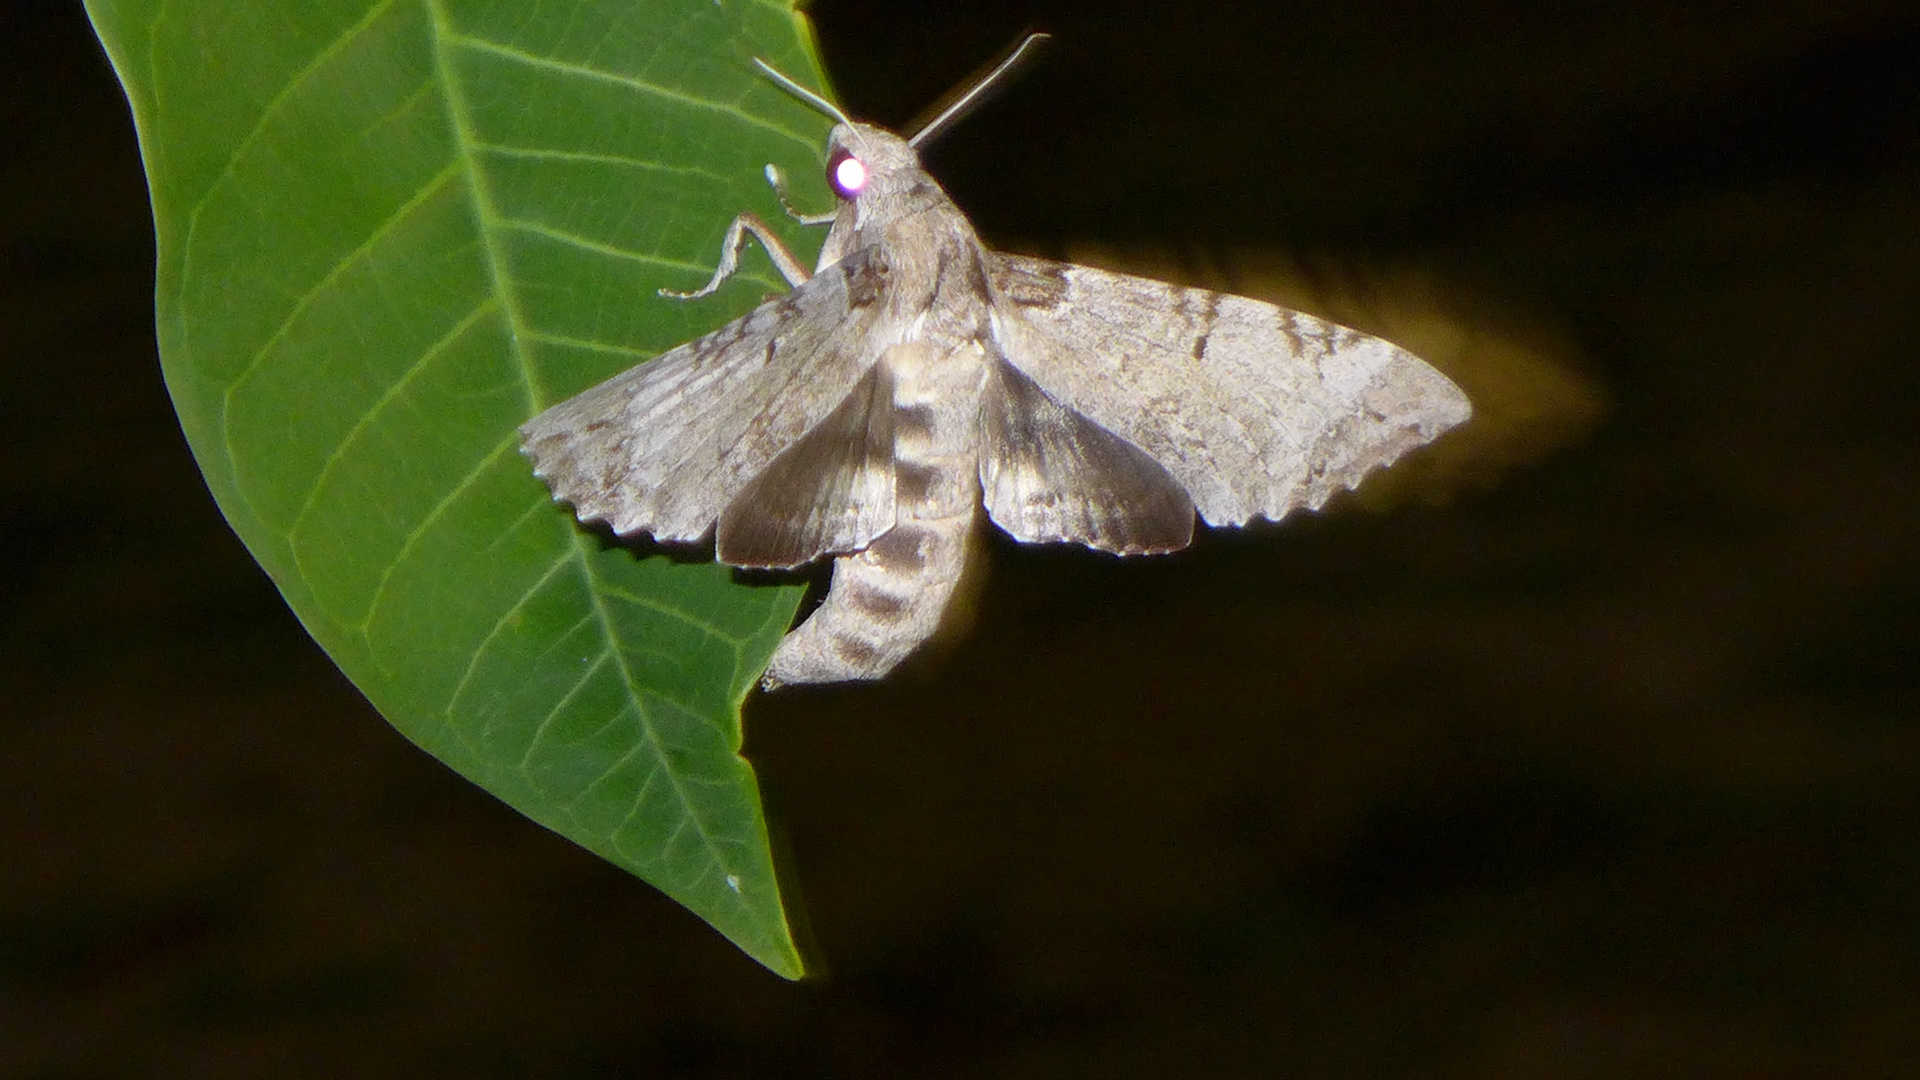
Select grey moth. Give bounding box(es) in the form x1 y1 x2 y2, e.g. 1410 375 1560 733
518 37 1472 689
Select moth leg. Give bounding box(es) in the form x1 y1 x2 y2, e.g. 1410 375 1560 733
659 212 812 300
764 164 837 226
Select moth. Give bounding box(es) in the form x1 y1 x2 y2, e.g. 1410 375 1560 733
519 36 1472 689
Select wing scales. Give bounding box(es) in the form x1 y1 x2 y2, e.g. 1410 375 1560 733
980 358 1196 555
716 363 896 569
989 254 1471 527
518 248 896 542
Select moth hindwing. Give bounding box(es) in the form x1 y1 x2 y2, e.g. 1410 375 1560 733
519 38 1472 689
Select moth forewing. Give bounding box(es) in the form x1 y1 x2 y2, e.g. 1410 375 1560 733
518 43 1472 690
517 248 895 544
986 255 1472 528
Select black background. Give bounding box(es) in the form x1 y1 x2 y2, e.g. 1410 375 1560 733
6 0 1920 1075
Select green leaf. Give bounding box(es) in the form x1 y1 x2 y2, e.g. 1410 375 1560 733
85 0 839 977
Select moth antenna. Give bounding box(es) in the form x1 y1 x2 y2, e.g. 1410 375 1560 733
908 32 1051 150
751 57 854 127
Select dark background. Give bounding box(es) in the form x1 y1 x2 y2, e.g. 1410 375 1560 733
6 0 1920 1075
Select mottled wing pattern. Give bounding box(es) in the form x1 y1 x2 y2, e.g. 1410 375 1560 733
980 358 1195 555
716 362 896 569
989 254 1472 526
519 248 897 542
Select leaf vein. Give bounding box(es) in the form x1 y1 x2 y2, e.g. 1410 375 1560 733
443 547 573 716
219 162 465 484
574 547 725 873
182 0 404 220
494 218 710 274
474 140 729 185
599 585 748 647
519 650 614 770
443 32 817 152
357 434 520 632
565 731 656 822
521 330 658 362
287 296 502 539
422 0 543 410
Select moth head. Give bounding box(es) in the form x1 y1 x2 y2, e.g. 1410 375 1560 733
753 35 1048 224
824 123 921 205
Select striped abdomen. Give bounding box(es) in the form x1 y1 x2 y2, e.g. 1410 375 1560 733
762 340 987 688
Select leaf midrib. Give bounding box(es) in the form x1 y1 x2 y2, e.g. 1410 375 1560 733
421 0 751 870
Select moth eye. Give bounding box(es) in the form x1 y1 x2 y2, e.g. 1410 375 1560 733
827 147 869 200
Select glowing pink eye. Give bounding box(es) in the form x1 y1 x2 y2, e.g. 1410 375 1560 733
827 147 868 199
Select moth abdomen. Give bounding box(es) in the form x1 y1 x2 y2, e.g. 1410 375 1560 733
829 635 884 670
844 583 909 619
892 402 938 446
891 461 944 506
761 509 975 688
864 522 933 574
761 337 989 687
